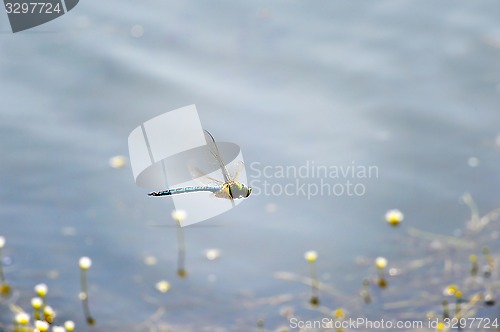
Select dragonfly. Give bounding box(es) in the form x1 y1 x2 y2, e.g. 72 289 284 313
148 130 252 200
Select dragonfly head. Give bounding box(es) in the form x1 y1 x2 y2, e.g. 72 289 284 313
228 182 252 199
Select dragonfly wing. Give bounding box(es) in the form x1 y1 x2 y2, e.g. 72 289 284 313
188 165 224 185
204 130 232 183
228 161 245 182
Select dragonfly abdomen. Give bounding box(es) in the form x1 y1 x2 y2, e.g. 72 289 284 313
148 186 221 196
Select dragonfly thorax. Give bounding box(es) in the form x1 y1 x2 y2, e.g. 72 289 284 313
227 182 252 199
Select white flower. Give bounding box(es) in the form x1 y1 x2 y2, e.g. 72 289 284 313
31 297 43 309
79 256 92 270
304 250 318 263
109 155 126 169
35 320 49 331
385 209 404 226
14 312 29 325
205 249 221 261
375 257 388 269
34 283 48 297
155 280 170 293
64 320 75 331
171 210 187 223
43 305 55 317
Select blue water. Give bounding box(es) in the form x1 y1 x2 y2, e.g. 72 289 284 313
1 1 500 330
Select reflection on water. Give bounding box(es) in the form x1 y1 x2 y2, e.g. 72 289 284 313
1 0 500 330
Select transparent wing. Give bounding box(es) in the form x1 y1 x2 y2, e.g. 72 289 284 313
204 130 232 183
187 165 233 200
188 165 224 186
227 161 245 183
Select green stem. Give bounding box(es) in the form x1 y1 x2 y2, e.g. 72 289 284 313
34 308 40 321
442 300 449 319
309 262 319 305
176 224 187 277
80 269 95 325
0 248 5 282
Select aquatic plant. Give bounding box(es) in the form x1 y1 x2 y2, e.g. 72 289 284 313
34 320 49 331
0 194 498 331
79 256 95 325
31 297 43 321
0 236 11 297
13 312 29 331
374 256 388 288
171 210 188 278
304 250 320 306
